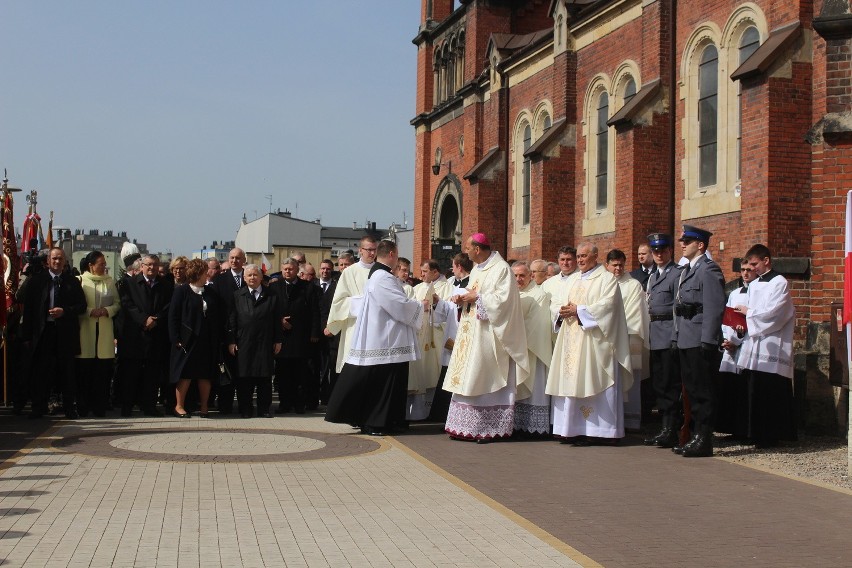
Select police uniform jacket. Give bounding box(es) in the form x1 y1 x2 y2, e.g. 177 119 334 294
646 261 679 350
672 256 725 349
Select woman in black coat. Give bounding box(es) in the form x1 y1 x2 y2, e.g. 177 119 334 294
168 258 223 417
227 264 283 418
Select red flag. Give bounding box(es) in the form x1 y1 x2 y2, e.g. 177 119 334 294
845 191 852 325
2 191 20 318
21 211 41 253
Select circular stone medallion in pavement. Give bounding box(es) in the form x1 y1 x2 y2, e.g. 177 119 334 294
53 428 383 463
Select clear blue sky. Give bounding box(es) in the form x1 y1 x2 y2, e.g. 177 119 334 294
0 1 419 255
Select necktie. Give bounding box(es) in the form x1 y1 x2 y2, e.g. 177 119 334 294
235 274 242 288
51 276 61 308
253 289 260 301
321 282 327 292
147 278 154 288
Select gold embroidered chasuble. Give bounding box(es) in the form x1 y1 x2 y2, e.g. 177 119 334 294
443 252 530 397
545 265 633 398
408 277 455 392
326 262 372 373
518 282 554 400
617 273 650 378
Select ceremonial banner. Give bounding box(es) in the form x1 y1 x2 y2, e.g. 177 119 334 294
1 191 20 318
261 253 271 274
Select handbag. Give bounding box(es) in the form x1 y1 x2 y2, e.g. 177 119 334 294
217 362 232 387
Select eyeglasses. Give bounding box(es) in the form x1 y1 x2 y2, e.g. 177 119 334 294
360 248 377 253
141 262 156 267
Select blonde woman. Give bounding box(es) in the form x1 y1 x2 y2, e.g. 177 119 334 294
77 251 120 417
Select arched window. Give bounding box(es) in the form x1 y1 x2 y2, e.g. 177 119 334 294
595 92 609 210
737 26 760 180
522 124 532 225
698 45 718 188
623 77 637 104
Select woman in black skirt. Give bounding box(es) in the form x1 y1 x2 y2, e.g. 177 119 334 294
168 258 223 417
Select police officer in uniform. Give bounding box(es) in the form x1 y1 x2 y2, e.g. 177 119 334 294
671 226 725 457
642 233 683 447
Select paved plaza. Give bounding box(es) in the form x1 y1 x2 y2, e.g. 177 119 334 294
0 412 849 567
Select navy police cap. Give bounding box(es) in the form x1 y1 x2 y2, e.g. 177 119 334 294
647 233 673 249
678 224 713 243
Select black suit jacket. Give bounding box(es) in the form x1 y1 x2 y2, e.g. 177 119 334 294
118 274 174 360
210 270 247 316
20 269 86 358
630 266 652 290
168 283 223 382
269 278 320 358
227 287 284 377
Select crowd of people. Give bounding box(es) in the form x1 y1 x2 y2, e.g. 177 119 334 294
9 227 796 458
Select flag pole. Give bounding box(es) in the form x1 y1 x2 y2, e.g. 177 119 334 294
844 190 852 473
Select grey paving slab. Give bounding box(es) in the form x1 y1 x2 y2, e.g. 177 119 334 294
0 414 583 567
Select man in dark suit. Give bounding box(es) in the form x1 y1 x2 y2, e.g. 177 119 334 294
642 233 683 448
117 254 174 416
209 247 248 413
270 258 321 413
320 253 354 405
19 247 86 418
672 225 726 457
227 264 283 418
629 243 655 290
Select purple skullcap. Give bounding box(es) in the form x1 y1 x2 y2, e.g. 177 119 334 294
471 233 490 247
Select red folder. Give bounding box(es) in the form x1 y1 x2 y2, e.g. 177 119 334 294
723 307 747 331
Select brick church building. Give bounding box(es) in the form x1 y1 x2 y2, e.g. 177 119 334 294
410 0 852 433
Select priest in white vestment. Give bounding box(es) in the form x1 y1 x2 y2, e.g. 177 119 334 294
511 262 552 435
732 244 797 446
407 260 455 420
443 234 530 442
604 250 649 431
541 246 579 333
325 240 425 435
546 243 633 445
325 237 377 374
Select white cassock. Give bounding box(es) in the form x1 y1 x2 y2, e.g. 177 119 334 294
616 273 649 430
407 277 455 420
738 274 795 378
443 252 530 440
541 271 576 344
546 265 632 439
326 261 373 373
514 282 553 434
720 285 749 374
346 269 422 366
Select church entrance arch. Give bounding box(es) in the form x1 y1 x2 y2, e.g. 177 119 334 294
431 176 463 272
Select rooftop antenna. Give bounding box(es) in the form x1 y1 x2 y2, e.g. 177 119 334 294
265 194 272 213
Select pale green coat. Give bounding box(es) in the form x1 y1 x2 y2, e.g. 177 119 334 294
77 272 120 359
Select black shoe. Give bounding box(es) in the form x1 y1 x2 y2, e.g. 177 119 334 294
572 436 591 447
241 412 253 419
673 433 701 455
361 426 386 436
475 438 492 444
93 410 106 418
65 407 79 420
682 433 713 457
294 407 306 415
120 406 132 417
260 413 272 418
173 410 190 418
